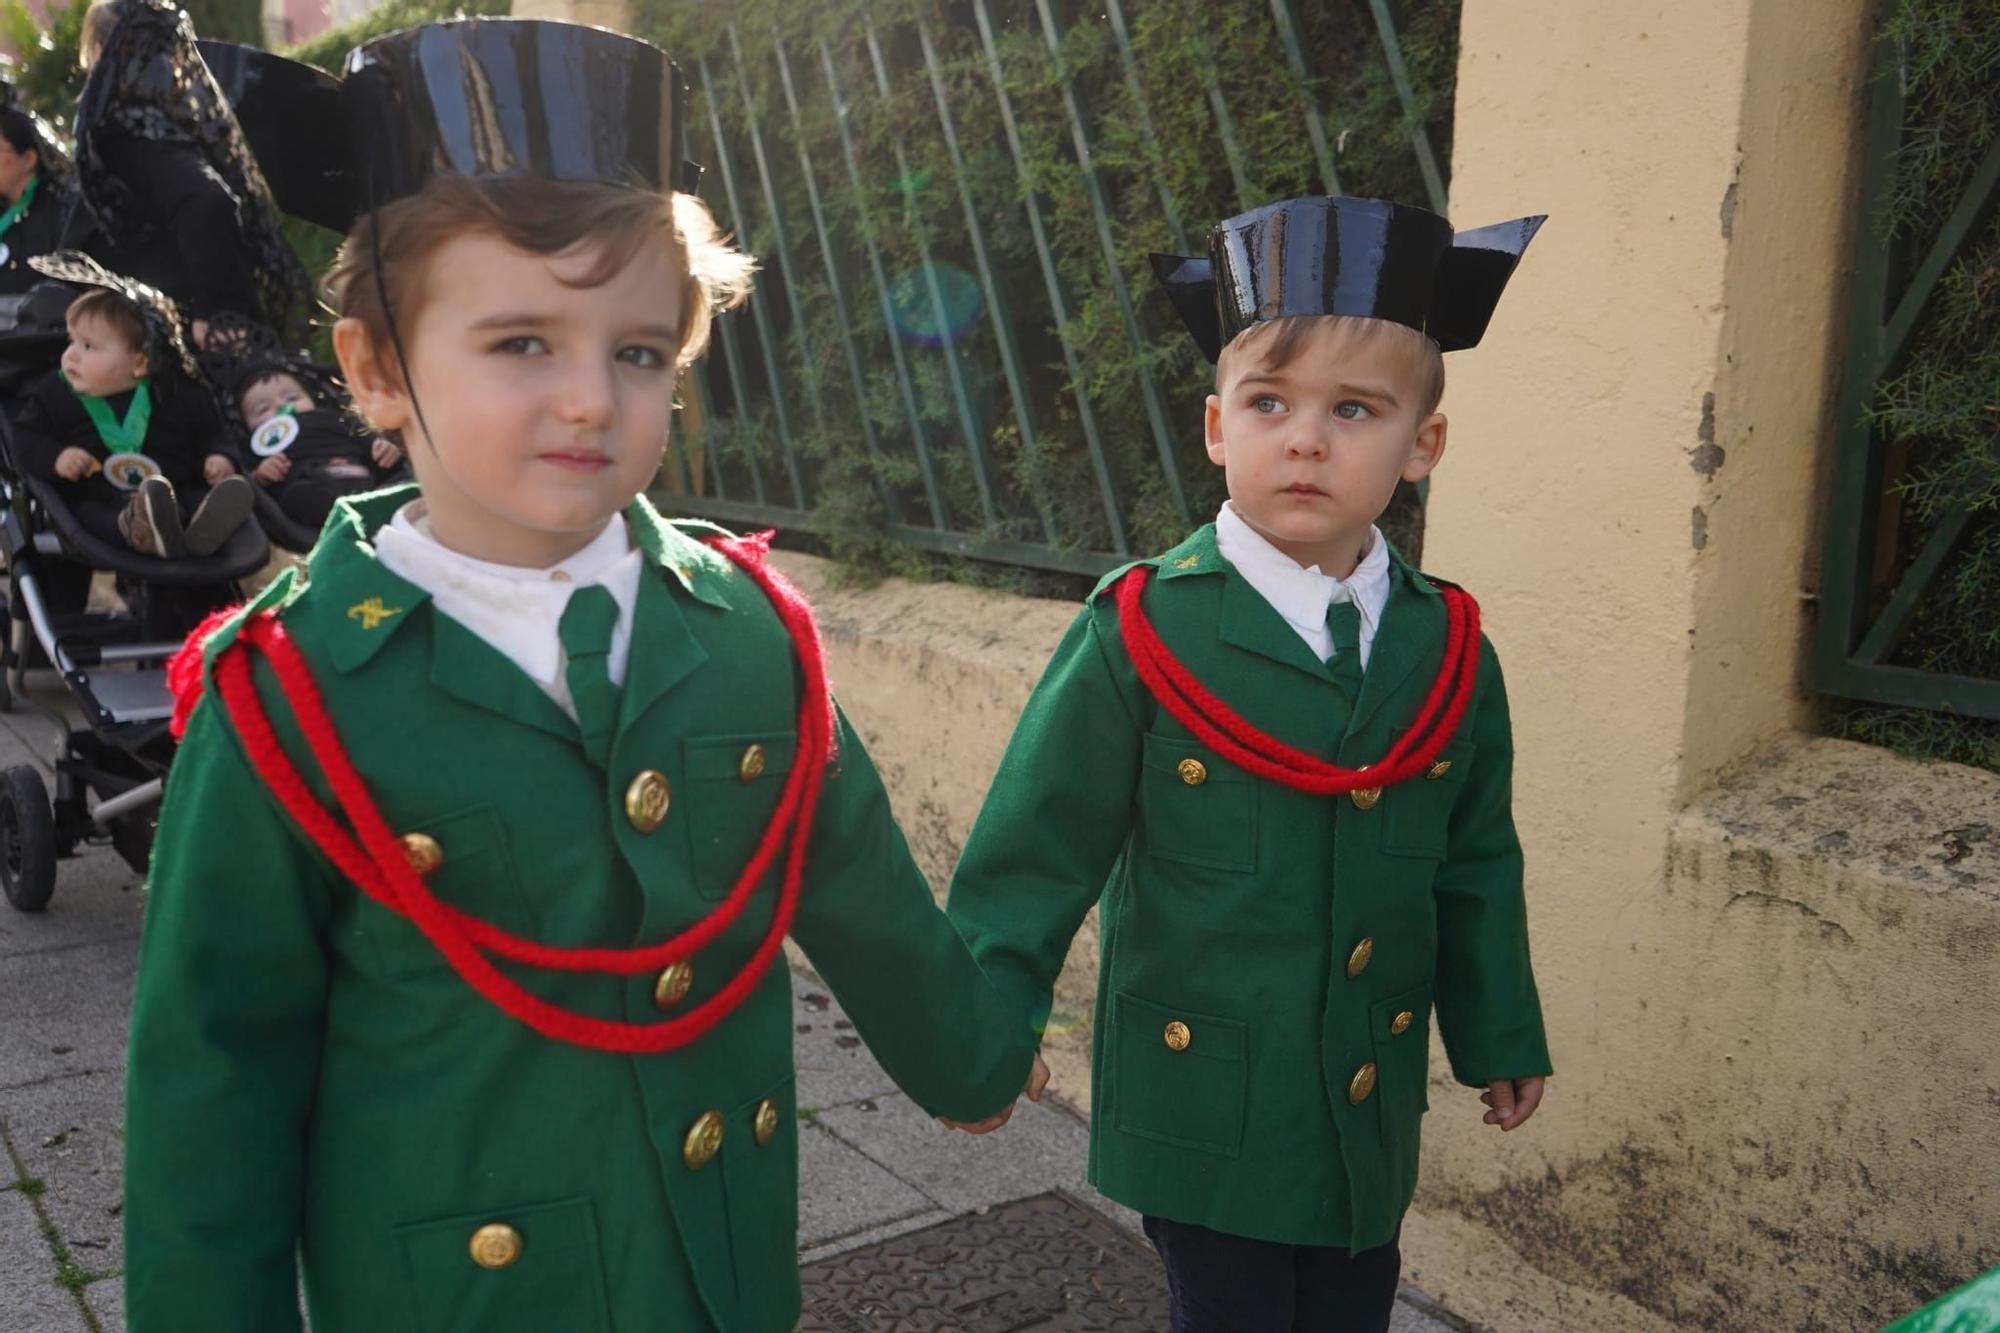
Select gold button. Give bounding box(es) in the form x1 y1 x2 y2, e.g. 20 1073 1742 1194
624 770 671 832
1390 1010 1414 1036
1177 758 1207 787
1348 1062 1378 1104
1163 1020 1191 1052
652 961 693 1010
1426 760 1452 780
739 743 767 782
753 1097 781 1147
468 1222 522 1269
1351 785 1383 810
683 1110 724 1170
400 832 444 877
1345 937 1374 979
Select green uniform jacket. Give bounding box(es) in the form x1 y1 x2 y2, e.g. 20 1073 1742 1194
947 523 1551 1250
124 488 1034 1333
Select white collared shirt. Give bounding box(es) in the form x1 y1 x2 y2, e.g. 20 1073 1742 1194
1213 502 1392 670
373 501 643 718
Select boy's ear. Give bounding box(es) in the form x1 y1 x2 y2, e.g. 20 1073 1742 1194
130 348 149 380
1402 412 1448 483
333 317 411 433
1203 393 1227 466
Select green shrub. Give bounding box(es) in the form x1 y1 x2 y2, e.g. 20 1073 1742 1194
1831 0 2000 772
637 0 1459 585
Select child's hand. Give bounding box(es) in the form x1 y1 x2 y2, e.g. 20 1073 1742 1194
371 437 403 468
53 446 97 481
203 453 238 484
938 1054 1051 1135
1481 1076 1545 1132
253 455 290 485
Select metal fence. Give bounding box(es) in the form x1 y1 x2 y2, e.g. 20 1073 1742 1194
1816 33 2000 720
658 0 1455 576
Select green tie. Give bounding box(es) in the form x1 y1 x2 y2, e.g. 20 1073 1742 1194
559 585 620 766
1327 598 1364 700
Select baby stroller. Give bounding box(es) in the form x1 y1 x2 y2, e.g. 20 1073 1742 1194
0 281 269 911
199 311 403 555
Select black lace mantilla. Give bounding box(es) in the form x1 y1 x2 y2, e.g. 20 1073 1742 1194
72 0 310 340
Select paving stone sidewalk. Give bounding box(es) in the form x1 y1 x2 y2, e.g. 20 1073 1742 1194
0 693 1464 1331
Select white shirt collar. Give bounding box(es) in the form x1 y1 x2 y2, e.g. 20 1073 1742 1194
372 501 645 710
1213 502 1393 668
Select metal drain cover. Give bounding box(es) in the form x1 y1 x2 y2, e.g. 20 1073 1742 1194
798 1191 1167 1331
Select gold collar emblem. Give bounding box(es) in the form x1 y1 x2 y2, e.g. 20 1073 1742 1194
346 596 402 630
1173 554 1202 570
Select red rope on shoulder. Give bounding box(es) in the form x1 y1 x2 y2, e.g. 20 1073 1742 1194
1112 565 1481 796
167 603 246 740
206 533 832 1054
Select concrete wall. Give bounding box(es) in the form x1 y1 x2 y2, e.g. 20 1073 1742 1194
1409 1 2000 1329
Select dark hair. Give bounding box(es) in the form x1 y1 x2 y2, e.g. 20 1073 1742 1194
66 287 149 354
0 109 41 160
326 174 755 381
1220 315 1447 416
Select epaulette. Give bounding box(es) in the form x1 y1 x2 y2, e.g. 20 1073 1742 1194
1088 558 1149 603
166 566 306 740
1413 569 1468 596
667 516 739 542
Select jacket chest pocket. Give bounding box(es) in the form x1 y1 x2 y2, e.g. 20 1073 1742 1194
682 731 799 901
394 1196 611 1333
1139 734 1257 874
357 805 536 982
1379 739 1476 860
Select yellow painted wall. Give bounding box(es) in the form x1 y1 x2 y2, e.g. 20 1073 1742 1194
1413 2 1999 1329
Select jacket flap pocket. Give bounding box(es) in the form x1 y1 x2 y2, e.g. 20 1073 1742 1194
1110 991 1249 1157
362 804 533 981
396 1196 610 1333
1140 733 1249 784
1369 982 1436 1144
683 731 798 782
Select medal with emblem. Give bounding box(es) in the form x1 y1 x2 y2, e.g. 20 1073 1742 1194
251 411 300 457
0 243 10 268
102 453 163 491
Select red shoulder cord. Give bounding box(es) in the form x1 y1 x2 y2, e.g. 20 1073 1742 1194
189 534 835 1054
1112 565 1481 795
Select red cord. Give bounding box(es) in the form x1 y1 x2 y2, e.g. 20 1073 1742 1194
199 533 833 1053
1111 565 1481 796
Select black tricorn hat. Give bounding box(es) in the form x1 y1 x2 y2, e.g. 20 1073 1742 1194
1151 196 1545 361
196 41 354 234
334 18 703 231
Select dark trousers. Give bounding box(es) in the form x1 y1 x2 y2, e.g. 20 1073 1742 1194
1142 1215 1401 1333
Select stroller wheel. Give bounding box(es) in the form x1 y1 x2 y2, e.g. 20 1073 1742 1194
0 764 57 912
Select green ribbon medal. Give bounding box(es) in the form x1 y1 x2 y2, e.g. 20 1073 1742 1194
63 373 153 455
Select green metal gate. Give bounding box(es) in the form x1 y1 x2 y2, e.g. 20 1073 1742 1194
1817 29 2000 721
654 0 1459 576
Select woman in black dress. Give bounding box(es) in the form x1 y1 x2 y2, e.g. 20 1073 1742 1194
0 102 98 297
71 0 308 344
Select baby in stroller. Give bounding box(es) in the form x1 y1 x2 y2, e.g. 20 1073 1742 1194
210 323 403 534
10 253 253 558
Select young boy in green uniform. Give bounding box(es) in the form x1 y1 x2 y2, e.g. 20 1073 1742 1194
123 21 1038 1332
947 196 1554 1330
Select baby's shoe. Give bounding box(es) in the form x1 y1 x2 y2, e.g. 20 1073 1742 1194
118 477 186 559
185 476 254 556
